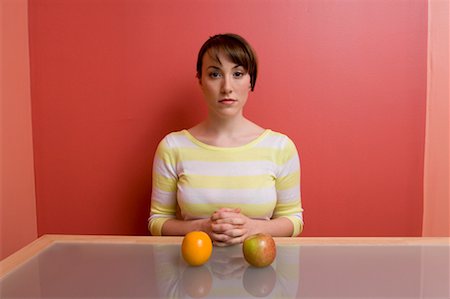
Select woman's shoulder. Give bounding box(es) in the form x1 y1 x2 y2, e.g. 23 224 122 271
262 129 292 142
163 129 186 139
158 129 191 147
257 129 299 152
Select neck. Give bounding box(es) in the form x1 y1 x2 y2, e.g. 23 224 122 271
204 114 249 136
189 113 265 147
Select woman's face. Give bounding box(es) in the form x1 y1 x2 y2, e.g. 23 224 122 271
199 50 251 119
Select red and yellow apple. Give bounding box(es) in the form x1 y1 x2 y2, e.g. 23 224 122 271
242 265 276 296
242 233 276 267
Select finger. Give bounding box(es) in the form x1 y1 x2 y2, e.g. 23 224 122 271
211 223 237 233
214 217 245 225
223 228 246 238
211 232 232 243
211 208 242 220
212 212 244 223
215 207 238 214
210 211 226 221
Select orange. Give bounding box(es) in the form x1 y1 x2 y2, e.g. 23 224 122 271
181 231 213 266
181 266 213 297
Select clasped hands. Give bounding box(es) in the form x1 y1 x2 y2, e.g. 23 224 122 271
205 207 257 247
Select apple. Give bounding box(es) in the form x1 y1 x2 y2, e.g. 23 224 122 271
242 265 276 296
242 233 276 267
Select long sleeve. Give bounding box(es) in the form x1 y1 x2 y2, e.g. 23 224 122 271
273 137 304 236
148 137 178 236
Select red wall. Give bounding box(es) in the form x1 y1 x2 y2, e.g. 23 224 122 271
28 0 427 237
423 0 450 236
1 0 37 259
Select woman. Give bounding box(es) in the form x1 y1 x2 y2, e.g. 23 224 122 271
148 33 303 246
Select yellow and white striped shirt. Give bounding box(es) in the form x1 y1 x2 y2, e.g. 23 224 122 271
148 129 303 236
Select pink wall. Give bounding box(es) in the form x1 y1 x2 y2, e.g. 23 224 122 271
0 0 37 259
423 0 449 236
28 0 427 237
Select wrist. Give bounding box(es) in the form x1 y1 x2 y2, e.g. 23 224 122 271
246 218 260 236
195 218 211 233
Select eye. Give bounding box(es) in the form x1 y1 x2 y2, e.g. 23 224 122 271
233 71 244 78
208 71 222 79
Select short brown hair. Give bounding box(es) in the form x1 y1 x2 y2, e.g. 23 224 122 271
196 33 258 91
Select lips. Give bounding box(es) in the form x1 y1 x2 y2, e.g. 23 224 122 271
218 98 237 104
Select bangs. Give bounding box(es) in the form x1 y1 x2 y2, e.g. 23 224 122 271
206 43 250 72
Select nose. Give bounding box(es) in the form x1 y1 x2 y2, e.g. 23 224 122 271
221 75 232 94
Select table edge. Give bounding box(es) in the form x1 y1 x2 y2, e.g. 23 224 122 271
1 235 448 278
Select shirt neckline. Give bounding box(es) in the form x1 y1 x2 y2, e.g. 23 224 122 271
182 129 271 151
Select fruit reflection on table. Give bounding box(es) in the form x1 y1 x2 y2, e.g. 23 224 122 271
181 263 277 298
181 266 213 298
185 245 276 298
152 238 299 298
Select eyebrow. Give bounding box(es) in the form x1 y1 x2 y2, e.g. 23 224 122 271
207 66 221 70
206 64 243 70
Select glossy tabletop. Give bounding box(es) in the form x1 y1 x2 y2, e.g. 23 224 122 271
0 235 448 298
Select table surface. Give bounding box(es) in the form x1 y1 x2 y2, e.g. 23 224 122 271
0 235 449 298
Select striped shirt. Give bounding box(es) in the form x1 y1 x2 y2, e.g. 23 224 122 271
148 129 304 236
